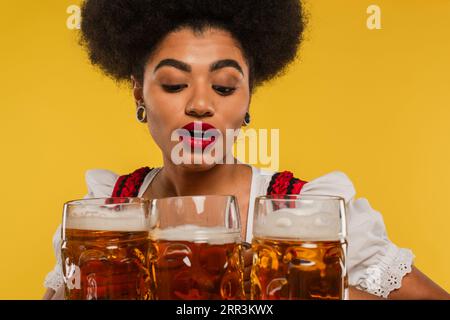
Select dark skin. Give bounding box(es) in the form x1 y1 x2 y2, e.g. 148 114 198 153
136 27 253 238
44 27 449 300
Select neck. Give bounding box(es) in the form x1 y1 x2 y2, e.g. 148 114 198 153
158 157 247 197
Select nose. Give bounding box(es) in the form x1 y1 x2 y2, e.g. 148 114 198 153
185 84 215 118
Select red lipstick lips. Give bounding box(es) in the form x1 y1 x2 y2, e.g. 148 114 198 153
182 122 216 132
179 121 218 150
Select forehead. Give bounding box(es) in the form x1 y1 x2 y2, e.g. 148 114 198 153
148 27 248 70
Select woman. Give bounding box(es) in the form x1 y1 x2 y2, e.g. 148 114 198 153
43 0 448 300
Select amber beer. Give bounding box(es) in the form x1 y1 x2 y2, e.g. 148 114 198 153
251 195 348 300
150 225 245 300
251 238 346 300
148 195 244 300
61 198 152 300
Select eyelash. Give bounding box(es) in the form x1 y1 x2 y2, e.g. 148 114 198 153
161 84 188 93
212 85 236 96
161 84 236 96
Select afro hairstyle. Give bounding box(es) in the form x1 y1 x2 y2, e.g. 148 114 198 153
80 0 305 89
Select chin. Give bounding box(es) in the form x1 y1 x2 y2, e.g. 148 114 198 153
176 162 218 173
165 143 235 172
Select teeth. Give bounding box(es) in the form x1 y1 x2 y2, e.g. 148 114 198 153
189 130 204 137
182 128 217 142
186 130 214 141
191 136 212 141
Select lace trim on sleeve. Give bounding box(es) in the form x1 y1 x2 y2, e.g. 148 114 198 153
44 224 64 292
44 264 64 292
356 246 415 298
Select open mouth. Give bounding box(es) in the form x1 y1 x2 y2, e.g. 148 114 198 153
185 129 216 141
178 121 219 149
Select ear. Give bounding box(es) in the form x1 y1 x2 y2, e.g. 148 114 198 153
131 75 143 106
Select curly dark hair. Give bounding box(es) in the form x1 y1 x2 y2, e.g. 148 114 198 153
80 0 305 89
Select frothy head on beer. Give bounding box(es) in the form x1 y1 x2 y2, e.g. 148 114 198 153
64 199 151 232
253 207 343 241
151 224 241 244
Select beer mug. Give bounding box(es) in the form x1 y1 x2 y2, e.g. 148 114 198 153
61 198 152 300
149 195 245 300
251 195 348 300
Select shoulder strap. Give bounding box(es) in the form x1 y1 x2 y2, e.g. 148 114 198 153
266 170 307 195
112 166 153 197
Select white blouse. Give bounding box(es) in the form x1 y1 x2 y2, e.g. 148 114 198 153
45 165 414 299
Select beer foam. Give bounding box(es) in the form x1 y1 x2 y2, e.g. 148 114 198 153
65 206 151 232
150 224 241 244
253 208 342 241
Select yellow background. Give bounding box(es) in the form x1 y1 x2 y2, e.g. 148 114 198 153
0 1 449 299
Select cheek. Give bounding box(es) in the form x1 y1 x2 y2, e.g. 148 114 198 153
145 85 183 126
146 85 172 114
144 89 173 145
220 91 250 127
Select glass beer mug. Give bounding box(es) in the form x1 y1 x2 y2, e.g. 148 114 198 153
61 198 152 300
149 195 245 300
251 195 348 300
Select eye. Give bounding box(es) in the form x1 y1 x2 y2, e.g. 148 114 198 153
161 84 188 93
212 85 236 96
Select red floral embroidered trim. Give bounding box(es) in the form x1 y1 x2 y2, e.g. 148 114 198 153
267 170 307 195
112 167 152 197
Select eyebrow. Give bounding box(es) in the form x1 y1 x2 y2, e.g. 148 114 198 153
154 59 191 73
153 58 244 76
210 59 244 76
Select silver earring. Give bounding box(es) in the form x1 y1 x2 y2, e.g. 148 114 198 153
136 102 147 123
243 112 251 126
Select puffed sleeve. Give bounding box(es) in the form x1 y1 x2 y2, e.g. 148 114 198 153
301 171 415 298
43 169 118 299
